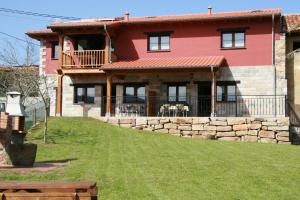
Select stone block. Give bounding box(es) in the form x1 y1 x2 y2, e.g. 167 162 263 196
136 118 148 126
277 118 290 126
164 123 178 129
210 120 227 126
259 130 275 138
148 119 159 125
178 125 192 131
154 124 164 130
217 131 235 137
171 118 192 124
247 130 258 136
248 123 262 130
192 124 204 131
243 135 258 142
261 126 268 130
203 126 217 131
143 127 154 132
260 138 277 144
192 117 210 124
120 123 132 128
119 118 134 124
276 136 290 142
236 131 248 136
192 134 205 139
233 124 248 131
199 131 216 138
218 137 240 142
182 131 193 135
277 141 291 145
159 118 170 124
276 131 289 137
227 118 246 125
169 129 181 135
216 126 232 132
155 129 169 134
267 126 289 131
262 121 277 126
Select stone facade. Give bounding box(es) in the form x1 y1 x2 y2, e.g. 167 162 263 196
97 116 291 144
286 35 300 108
53 63 288 118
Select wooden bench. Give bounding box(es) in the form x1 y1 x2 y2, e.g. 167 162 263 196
0 181 98 200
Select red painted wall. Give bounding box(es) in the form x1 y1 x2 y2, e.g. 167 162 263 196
44 37 58 74
43 17 281 73
114 17 281 66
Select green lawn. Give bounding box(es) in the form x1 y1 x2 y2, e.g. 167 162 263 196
1 117 300 200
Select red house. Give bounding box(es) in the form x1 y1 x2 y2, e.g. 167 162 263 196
27 7 287 118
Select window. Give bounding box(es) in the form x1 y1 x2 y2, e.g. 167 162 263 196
124 85 146 103
221 32 245 48
74 85 95 104
293 41 300 51
167 85 187 102
147 33 170 51
217 83 236 102
51 42 59 59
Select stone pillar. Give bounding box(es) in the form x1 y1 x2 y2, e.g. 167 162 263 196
56 74 63 116
115 85 124 116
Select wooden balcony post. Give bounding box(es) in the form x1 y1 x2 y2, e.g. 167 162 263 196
106 73 112 116
211 66 216 117
56 74 63 116
58 34 64 69
104 36 110 64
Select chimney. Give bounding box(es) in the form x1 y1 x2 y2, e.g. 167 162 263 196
208 6 212 15
125 11 130 21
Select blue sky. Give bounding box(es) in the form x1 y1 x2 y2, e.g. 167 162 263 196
0 0 299 63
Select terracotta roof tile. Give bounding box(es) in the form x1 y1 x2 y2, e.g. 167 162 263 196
283 14 300 33
102 56 225 70
47 8 281 29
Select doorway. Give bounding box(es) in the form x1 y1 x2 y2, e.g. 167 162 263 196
198 82 211 116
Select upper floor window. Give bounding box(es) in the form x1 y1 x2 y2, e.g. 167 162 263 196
51 42 59 60
221 31 245 49
147 32 170 51
74 85 95 104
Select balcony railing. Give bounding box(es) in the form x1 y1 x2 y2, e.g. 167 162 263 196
101 95 288 117
62 50 105 68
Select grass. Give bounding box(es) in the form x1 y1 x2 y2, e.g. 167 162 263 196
1 117 300 200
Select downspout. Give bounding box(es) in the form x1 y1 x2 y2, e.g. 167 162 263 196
211 65 216 117
272 13 277 116
104 24 112 63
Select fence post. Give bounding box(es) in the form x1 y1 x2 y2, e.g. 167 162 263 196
33 108 36 126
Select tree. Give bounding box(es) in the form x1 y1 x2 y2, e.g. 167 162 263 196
0 37 54 143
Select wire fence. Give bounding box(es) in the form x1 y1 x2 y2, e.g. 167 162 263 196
25 104 46 130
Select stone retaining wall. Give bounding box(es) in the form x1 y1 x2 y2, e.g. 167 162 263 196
98 117 291 144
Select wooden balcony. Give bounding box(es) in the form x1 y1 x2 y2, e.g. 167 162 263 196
62 50 106 69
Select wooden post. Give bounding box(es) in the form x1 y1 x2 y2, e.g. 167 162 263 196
211 67 216 117
58 34 64 69
106 73 112 116
104 36 110 64
56 75 63 116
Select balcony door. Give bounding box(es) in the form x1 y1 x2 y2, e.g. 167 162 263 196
76 35 105 51
198 82 211 116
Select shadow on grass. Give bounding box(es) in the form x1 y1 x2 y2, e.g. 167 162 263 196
37 158 77 164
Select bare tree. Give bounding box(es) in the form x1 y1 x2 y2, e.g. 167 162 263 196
0 37 54 143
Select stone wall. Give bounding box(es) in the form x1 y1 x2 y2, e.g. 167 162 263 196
97 117 291 144
0 112 11 165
